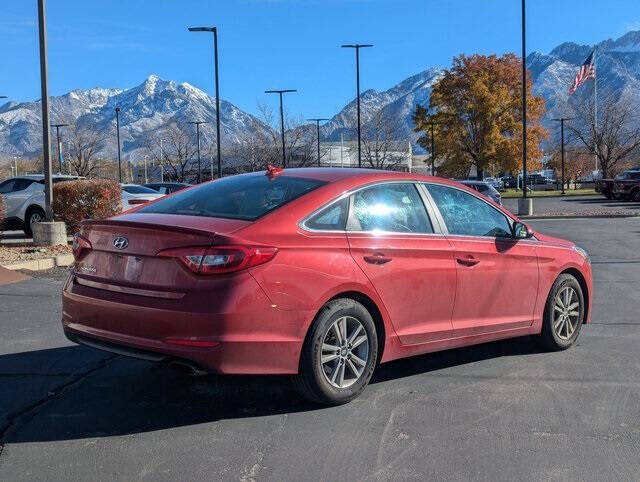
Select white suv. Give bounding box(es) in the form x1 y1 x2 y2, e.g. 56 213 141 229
0 175 83 235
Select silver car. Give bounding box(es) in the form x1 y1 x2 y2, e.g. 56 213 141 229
0 175 82 235
461 180 502 205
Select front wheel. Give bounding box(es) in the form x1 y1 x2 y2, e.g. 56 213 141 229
293 298 378 405
538 274 585 351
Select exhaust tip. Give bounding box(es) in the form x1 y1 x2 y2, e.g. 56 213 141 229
167 360 208 377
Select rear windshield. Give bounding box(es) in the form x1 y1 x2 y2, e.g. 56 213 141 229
138 174 326 220
123 185 159 194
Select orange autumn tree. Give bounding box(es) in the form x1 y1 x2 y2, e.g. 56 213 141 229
414 54 547 178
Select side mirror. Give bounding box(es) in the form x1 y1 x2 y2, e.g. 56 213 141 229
513 222 533 239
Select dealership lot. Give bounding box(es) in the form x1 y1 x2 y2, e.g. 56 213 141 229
1 215 639 481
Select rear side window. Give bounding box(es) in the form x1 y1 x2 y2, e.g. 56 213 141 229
305 197 349 231
348 183 433 233
139 174 326 221
427 184 511 238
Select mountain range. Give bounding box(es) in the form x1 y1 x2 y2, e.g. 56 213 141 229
2 30 640 160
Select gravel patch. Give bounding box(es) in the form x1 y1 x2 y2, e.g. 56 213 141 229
0 245 72 264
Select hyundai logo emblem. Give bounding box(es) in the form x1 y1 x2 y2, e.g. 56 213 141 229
113 236 129 250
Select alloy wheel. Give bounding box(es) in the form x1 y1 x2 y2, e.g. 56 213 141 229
320 316 369 389
30 211 43 229
553 286 580 340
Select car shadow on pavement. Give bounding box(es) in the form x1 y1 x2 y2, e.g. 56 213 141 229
1 336 541 443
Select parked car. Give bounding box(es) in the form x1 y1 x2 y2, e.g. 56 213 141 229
526 173 553 186
611 170 640 201
0 174 83 235
120 184 164 211
144 182 191 195
461 180 502 205
501 175 517 189
63 168 592 405
483 177 504 191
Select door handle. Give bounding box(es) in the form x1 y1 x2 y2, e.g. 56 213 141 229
456 255 479 267
364 254 392 265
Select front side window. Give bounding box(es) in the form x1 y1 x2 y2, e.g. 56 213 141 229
139 174 326 221
348 183 433 233
427 184 512 238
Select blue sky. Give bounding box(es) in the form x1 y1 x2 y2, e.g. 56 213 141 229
1 0 638 118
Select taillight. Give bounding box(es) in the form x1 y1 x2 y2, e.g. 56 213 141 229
157 245 278 275
72 233 92 260
128 199 150 205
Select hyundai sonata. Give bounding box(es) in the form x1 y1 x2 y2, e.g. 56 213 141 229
63 167 592 404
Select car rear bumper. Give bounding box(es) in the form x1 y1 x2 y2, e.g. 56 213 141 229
61 273 313 374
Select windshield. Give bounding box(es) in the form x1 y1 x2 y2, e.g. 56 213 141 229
123 185 159 194
138 174 326 220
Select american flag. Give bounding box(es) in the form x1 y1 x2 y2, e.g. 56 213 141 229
569 51 596 94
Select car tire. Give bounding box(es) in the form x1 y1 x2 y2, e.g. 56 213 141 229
538 274 585 351
293 298 378 405
631 189 640 203
24 207 46 236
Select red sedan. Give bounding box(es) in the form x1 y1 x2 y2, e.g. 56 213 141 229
63 168 592 405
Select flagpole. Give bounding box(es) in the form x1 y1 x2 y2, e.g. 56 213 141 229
593 49 598 173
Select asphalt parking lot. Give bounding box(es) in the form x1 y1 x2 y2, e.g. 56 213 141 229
1 213 639 480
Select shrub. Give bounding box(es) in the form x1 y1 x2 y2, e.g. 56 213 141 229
52 179 121 233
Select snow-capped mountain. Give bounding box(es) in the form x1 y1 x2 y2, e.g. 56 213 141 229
2 30 640 159
527 30 640 124
0 75 267 159
319 68 443 142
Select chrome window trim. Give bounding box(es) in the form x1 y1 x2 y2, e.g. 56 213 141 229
299 180 445 236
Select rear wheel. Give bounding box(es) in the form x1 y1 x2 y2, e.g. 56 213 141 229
631 189 640 202
538 274 584 351
24 207 45 236
293 298 378 405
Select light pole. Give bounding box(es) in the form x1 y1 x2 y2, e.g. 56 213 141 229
552 117 575 195
143 155 148 184
341 44 373 168
307 118 330 167
51 123 68 173
188 26 222 179
37 0 53 221
189 121 209 183
265 89 296 167
521 0 528 200
115 107 122 183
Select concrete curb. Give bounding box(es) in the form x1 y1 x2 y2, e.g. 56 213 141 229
521 213 640 220
2 254 74 271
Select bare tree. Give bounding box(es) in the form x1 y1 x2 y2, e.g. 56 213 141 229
66 121 107 177
569 98 640 178
355 107 409 170
143 122 196 182
225 103 315 172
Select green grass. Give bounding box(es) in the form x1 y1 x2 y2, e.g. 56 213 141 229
501 188 597 199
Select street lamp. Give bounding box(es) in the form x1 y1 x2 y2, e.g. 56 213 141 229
552 117 575 195
307 118 330 167
265 89 296 167
521 0 528 202
188 26 222 179
50 123 68 173
115 107 122 183
37 0 53 221
341 44 373 168
188 120 209 183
